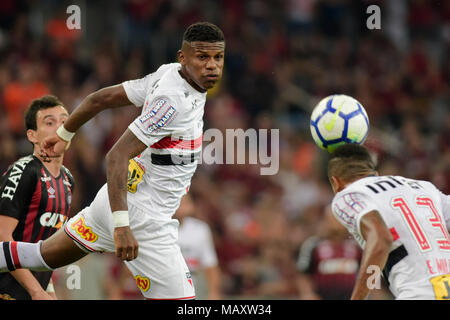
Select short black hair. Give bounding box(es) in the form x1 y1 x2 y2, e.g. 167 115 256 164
330 143 374 162
183 22 225 43
328 143 376 182
25 95 65 131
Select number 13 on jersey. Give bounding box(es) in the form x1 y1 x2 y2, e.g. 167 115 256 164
392 197 450 252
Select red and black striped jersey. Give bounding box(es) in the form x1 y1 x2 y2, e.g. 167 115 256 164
297 236 361 300
0 155 75 299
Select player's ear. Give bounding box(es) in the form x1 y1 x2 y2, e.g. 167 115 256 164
26 129 38 144
330 176 344 194
177 50 185 66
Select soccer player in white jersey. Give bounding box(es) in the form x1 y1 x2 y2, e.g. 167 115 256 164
328 144 450 300
0 22 225 300
174 194 222 299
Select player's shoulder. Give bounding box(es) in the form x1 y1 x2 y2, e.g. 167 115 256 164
3 155 40 177
332 176 375 204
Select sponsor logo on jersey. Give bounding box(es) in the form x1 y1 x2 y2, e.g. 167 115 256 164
48 186 56 198
186 272 193 287
70 216 98 243
135 275 150 292
1 156 33 200
127 159 145 193
139 99 167 123
40 212 68 229
147 106 176 133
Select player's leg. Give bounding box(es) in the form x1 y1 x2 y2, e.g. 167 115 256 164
0 229 88 272
124 209 196 300
40 228 88 268
1 184 115 272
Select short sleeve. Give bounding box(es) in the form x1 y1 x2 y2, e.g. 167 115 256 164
128 96 179 147
0 163 37 220
198 225 218 268
122 74 152 107
122 64 177 107
331 191 378 236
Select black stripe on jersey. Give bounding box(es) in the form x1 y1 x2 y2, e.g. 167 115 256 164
151 152 200 165
382 245 408 286
2 243 14 272
30 169 55 242
41 175 63 240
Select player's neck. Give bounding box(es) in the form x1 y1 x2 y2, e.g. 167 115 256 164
178 69 206 93
34 152 63 177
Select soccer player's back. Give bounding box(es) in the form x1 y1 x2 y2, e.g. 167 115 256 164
333 175 450 299
327 143 450 299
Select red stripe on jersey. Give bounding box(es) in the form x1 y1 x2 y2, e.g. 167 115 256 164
150 135 203 150
10 241 21 269
36 172 55 241
390 227 400 241
23 178 42 242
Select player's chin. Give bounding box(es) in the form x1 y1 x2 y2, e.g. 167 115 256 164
203 80 217 90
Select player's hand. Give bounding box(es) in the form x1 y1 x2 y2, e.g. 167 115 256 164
30 289 55 300
113 226 139 261
40 135 69 159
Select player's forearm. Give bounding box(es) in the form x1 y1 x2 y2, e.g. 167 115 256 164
10 269 47 297
205 266 222 299
351 237 391 300
106 151 129 212
64 85 130 133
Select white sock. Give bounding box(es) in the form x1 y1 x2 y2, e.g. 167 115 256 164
0 241 53 272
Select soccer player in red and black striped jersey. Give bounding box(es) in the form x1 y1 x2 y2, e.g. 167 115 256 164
0 95 74 300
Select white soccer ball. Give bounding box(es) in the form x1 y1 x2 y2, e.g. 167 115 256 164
310 94 369 153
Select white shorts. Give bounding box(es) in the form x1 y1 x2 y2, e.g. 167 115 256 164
64 184 195 300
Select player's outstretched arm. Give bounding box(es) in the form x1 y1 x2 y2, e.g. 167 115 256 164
351 210 393 300
41 84 132 157
106 128 146 262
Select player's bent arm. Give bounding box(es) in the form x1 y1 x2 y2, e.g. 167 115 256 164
0 215 53 300
42 85 133 157
63 84 132 133
105 128 146 261
351 210 393 300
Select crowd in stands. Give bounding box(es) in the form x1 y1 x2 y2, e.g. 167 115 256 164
0 0 448 299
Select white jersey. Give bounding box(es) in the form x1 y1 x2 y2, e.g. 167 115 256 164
122 63 206 221
178 217 218 272
331 175 450 300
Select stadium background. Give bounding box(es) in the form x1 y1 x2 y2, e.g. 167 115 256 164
0 0 448 299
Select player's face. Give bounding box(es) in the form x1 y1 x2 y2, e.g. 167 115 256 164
28 106 69 146
178 41 225 92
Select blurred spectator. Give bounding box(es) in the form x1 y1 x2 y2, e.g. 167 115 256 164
2 61 49 136
296 205 361 300
175 194 222 300
0 0 447 299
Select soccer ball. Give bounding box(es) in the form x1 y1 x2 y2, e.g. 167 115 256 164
310 94 369 153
